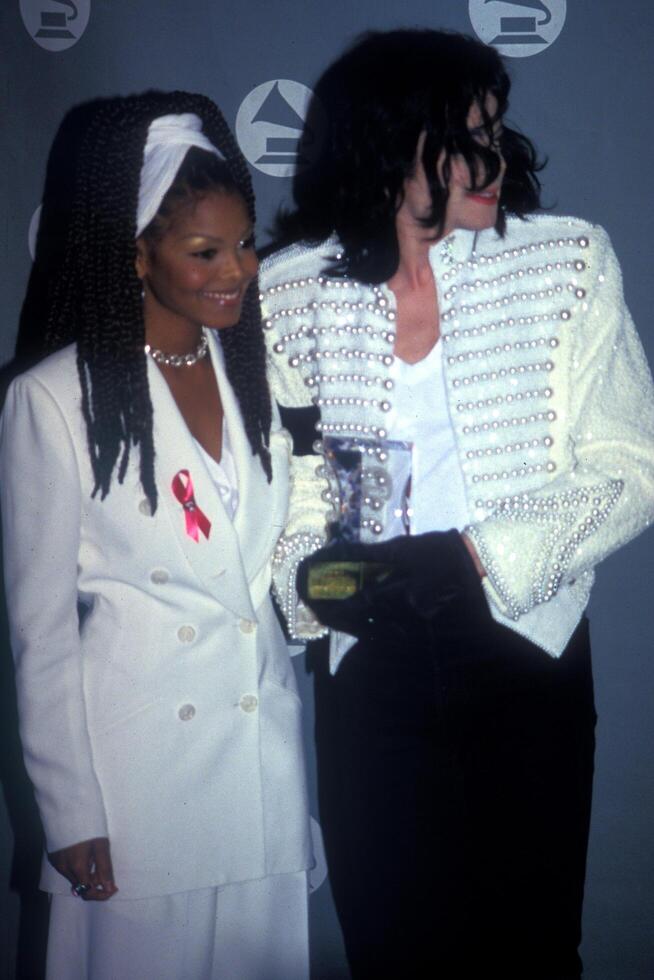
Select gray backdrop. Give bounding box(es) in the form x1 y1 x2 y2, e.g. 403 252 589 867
1 2 653 977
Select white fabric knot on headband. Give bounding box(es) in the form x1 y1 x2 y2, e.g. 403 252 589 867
136 113 225 237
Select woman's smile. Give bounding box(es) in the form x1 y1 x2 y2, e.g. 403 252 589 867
201 286 244 305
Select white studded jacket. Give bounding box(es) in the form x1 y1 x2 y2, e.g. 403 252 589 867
260 215 654 664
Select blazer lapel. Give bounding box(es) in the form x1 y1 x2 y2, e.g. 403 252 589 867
147 343 256 621
208 335 272 583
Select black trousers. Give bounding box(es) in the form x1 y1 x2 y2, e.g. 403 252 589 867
311 609 596 979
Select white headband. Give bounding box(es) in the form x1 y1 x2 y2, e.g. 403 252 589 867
136 112 225 237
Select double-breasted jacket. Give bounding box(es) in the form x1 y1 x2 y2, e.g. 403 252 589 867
0 331 311 898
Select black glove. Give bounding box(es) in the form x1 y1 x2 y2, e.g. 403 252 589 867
296 530 484 637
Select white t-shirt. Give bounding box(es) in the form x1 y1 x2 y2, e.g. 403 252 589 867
386 340 469 536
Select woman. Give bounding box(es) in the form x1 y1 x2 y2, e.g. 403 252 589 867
260 30 654 979
0 91 311 980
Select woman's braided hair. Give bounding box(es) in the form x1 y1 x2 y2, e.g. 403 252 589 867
40 90 271 513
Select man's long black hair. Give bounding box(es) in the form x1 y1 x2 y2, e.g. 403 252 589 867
275 30 544 283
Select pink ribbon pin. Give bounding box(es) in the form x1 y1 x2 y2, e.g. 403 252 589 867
172 470 211 542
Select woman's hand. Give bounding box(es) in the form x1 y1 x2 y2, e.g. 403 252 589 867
48 837 118 901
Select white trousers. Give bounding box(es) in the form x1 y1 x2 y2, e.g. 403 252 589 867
46 872 309 980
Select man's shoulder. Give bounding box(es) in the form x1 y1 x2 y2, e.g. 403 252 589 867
260 236 341 289
502 213 602 247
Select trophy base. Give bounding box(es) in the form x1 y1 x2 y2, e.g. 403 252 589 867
307 561 392 601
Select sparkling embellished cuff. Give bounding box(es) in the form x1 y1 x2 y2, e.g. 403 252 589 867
465 475 624 619
272 531 329 640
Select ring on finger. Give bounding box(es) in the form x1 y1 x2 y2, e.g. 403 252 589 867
72 883 91 896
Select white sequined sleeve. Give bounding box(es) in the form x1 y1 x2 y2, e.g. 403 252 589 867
465 229 654 620
261 251 332 640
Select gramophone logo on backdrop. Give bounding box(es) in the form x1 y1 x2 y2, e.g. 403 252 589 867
236 79 324 178
469 0 566 57
20 0 91 52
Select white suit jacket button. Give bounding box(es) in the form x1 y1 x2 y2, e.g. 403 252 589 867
239 694 258 713
138 498 152 516
150 569 169 585
239 619 256 634
178 703 196 721
177 625 196 643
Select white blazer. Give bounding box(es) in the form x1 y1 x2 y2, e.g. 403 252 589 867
0 331 311 899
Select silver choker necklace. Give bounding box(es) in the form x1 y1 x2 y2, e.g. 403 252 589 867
144 331 209 368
